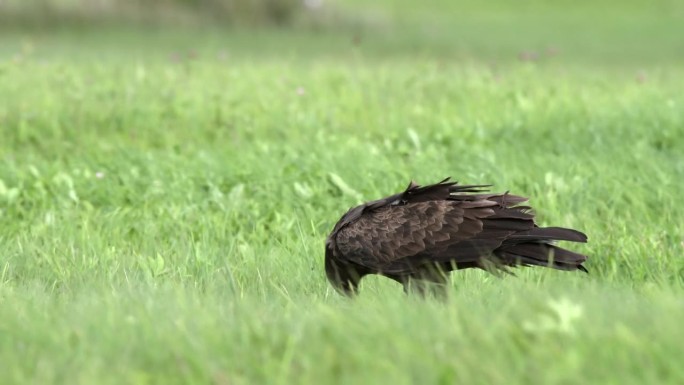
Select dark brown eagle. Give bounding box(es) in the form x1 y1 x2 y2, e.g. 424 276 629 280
325 178 588 296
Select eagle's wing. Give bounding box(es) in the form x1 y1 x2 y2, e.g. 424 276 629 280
333 198 522 274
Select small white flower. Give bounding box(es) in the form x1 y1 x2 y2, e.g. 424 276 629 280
523 297 583 335
548 298 583 333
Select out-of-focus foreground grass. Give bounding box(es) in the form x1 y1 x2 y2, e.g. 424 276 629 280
1 1 683 384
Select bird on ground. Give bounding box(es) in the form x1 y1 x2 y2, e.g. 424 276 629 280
325 178 588 297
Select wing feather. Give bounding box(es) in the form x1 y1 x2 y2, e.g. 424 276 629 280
334 200 498 273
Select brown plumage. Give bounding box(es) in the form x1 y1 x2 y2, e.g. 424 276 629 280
325 178 588 296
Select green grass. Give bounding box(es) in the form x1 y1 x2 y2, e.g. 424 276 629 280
2 2 684 383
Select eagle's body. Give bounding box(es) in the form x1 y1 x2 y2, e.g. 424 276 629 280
325 178 588 296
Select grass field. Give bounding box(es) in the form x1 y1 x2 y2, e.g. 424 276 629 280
1 1 684 384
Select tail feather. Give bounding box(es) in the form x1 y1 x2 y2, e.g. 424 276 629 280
497 243 588 272
505 226 588 244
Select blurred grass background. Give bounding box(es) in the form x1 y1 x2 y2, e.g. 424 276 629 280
1 0 683 65
1 1 684 384
0 0 316 27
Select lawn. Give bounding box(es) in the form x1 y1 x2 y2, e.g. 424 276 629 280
1 1 684 384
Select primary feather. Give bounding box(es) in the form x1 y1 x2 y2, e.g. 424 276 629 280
325 177 588 296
